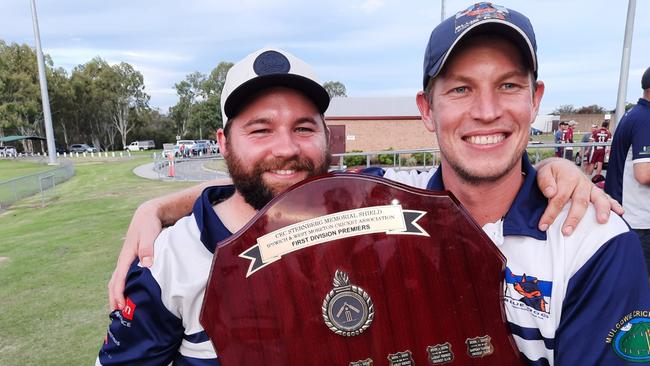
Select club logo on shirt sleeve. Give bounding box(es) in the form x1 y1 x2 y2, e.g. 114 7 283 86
606 311 650 362
504 268 552 319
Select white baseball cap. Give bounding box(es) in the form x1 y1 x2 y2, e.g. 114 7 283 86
220 47 330 126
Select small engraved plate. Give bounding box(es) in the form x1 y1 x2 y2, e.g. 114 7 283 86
427 342 454 364
388 350 415 366
322 270 374 336
466 335 494 358
350 358 373 366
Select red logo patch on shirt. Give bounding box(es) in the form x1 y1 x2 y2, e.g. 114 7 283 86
122 297 136 320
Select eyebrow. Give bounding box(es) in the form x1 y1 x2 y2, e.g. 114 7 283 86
240 116 321 129
444 69 529 84
241 118 270 129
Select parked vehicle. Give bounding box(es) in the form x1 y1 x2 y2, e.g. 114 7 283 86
0 145 17 157
190 142 209 156
195 139 219 154
125 140 155 151
69 144 98 153
56 146 69 154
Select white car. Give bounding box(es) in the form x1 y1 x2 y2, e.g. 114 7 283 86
125 140 155 151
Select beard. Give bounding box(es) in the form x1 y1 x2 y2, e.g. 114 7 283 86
225 144 332 210
440 143 525 186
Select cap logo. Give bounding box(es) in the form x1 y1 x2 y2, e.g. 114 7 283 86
455 2 510 34
253 50 291 76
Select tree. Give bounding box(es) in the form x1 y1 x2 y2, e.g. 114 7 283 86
171 61 234 138
552 104 577 115
323 81 347 98
0 41 43 152
172 72 205 138
575 104 606 114
104 62 150 148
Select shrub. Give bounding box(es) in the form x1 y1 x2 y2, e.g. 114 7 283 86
343 150 366 167
378 148 395 165
411 152 435 165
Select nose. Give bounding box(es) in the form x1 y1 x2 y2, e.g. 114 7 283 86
271 128 301 158
469 89 502 123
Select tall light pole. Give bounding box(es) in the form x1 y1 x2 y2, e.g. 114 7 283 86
613 0 636 130
30 0 57 165
441 0 446 22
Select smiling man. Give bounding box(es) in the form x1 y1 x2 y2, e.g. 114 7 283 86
96 47 332 365
415 3 650 365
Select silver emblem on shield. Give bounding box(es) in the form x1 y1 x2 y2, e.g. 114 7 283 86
322 270 374 336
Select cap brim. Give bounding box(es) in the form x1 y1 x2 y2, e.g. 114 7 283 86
224 74 330 119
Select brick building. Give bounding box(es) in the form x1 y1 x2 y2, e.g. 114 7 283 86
556 113 617 135
324 97 437 153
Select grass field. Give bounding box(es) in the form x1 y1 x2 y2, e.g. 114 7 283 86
0 157 194 365
0 160 52 182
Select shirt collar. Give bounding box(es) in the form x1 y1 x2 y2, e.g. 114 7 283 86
193 185 235 253
425 154 547 240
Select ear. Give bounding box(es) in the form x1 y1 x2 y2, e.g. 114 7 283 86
530 80 545 125
325 125 332 147
416 91 436 133
216 128 228 157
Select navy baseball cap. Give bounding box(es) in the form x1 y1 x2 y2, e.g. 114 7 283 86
422 2 538 89
221 47 330 126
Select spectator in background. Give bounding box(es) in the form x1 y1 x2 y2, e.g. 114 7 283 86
591 120 611 178
554 121 568 157
605 66 650 278
563 120 576 161
582 123 597 174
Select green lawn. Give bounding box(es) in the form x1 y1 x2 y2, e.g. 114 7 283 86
0 160 51 182
0 158 193 365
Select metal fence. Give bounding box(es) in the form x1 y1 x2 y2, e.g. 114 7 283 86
146 141 612 182
333 141 612 171
0 160 75 209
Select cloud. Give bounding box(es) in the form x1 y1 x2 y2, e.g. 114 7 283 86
358 0 385 13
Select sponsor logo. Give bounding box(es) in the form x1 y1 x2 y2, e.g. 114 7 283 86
504 268 552 319
455 3 509 34
111 309 132 328
122 297 136 321
606 312 650 362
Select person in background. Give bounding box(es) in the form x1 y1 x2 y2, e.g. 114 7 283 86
581 123 597 175
591 120 612 178
554 121 568 157
564 120 576 161
605 66 650 279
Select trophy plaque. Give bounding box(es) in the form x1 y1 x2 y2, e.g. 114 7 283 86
200 173 523 365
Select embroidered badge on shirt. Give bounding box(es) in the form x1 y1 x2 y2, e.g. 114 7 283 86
504 268 552 319
606 311 650 362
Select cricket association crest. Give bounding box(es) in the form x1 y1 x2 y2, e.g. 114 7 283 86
607 313 650 362
322 270 374 336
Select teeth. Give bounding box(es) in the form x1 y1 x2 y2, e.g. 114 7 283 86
272 169 295 175
466 134 505 145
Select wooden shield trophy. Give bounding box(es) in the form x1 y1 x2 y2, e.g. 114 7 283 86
200 173 523 365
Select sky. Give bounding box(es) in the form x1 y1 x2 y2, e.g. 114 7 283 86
2 0 649 115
